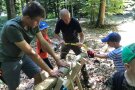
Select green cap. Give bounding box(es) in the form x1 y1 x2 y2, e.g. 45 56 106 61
122 43 135 63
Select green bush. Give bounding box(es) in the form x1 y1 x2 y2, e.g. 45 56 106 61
47 13 55 19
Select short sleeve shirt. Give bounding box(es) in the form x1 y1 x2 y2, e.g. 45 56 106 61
107 47 125 71
0 17 40 62
36 34 49 59
55 18 82 43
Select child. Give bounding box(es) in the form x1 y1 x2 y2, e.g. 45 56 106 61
89 32 125 71
36 21 53 69
105 43 135 90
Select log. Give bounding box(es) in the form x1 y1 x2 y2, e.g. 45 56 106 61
34 67 70 90
34 53 86 90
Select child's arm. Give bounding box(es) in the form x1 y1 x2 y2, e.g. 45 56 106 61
94 53 108 58
87 50 108 59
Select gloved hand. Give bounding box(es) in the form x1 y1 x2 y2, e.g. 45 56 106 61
87 50 94 58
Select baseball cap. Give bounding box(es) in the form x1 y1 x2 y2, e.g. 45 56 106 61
122 43 135 63
39 21 49 30
101 32 121 42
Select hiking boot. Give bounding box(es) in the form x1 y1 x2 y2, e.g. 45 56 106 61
83 80 91 88
81 79 91 88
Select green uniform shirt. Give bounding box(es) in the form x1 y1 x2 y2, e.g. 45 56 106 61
0 17 40 62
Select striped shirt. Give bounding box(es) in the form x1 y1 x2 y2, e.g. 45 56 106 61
107 47 125 71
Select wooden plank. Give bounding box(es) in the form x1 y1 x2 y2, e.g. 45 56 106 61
34 55 86 90
70 59 85 80
75 75 83 90
34 67 70 90
34 77 57 90
68 79 75 90
54 77 64 90
40 70 49 80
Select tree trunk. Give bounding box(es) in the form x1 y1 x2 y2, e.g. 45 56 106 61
5 0 16 19
96 0 106 27
68 0 73 17
56 0 59 19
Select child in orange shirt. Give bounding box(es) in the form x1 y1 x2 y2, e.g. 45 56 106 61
36 21 53 69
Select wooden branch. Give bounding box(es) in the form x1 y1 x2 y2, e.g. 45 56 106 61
54 77 64 90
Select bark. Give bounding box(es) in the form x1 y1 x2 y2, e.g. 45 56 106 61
5 0 16 19
96 0 106 27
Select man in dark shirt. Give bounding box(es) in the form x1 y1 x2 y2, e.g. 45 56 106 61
105 43 135 90
54 9 90 87
0 1 68 90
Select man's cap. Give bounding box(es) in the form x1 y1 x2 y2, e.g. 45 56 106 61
39 21 49 30
122 43 135 63
101 32 121 42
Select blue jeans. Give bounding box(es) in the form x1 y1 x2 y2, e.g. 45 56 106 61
1 55 41 90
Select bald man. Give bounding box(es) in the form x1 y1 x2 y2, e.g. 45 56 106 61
54 9 90 87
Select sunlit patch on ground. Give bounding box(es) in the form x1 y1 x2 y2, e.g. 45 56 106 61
118 21 135 46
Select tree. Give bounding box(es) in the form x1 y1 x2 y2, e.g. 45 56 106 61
5 0 16 19
96 0 106 27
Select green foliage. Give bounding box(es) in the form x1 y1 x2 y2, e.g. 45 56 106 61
47 13 56 19
0 0 6 14
0 0 125 23
82 0 100 24
15 0 22 15
80 0 124 24
106 0 124 15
